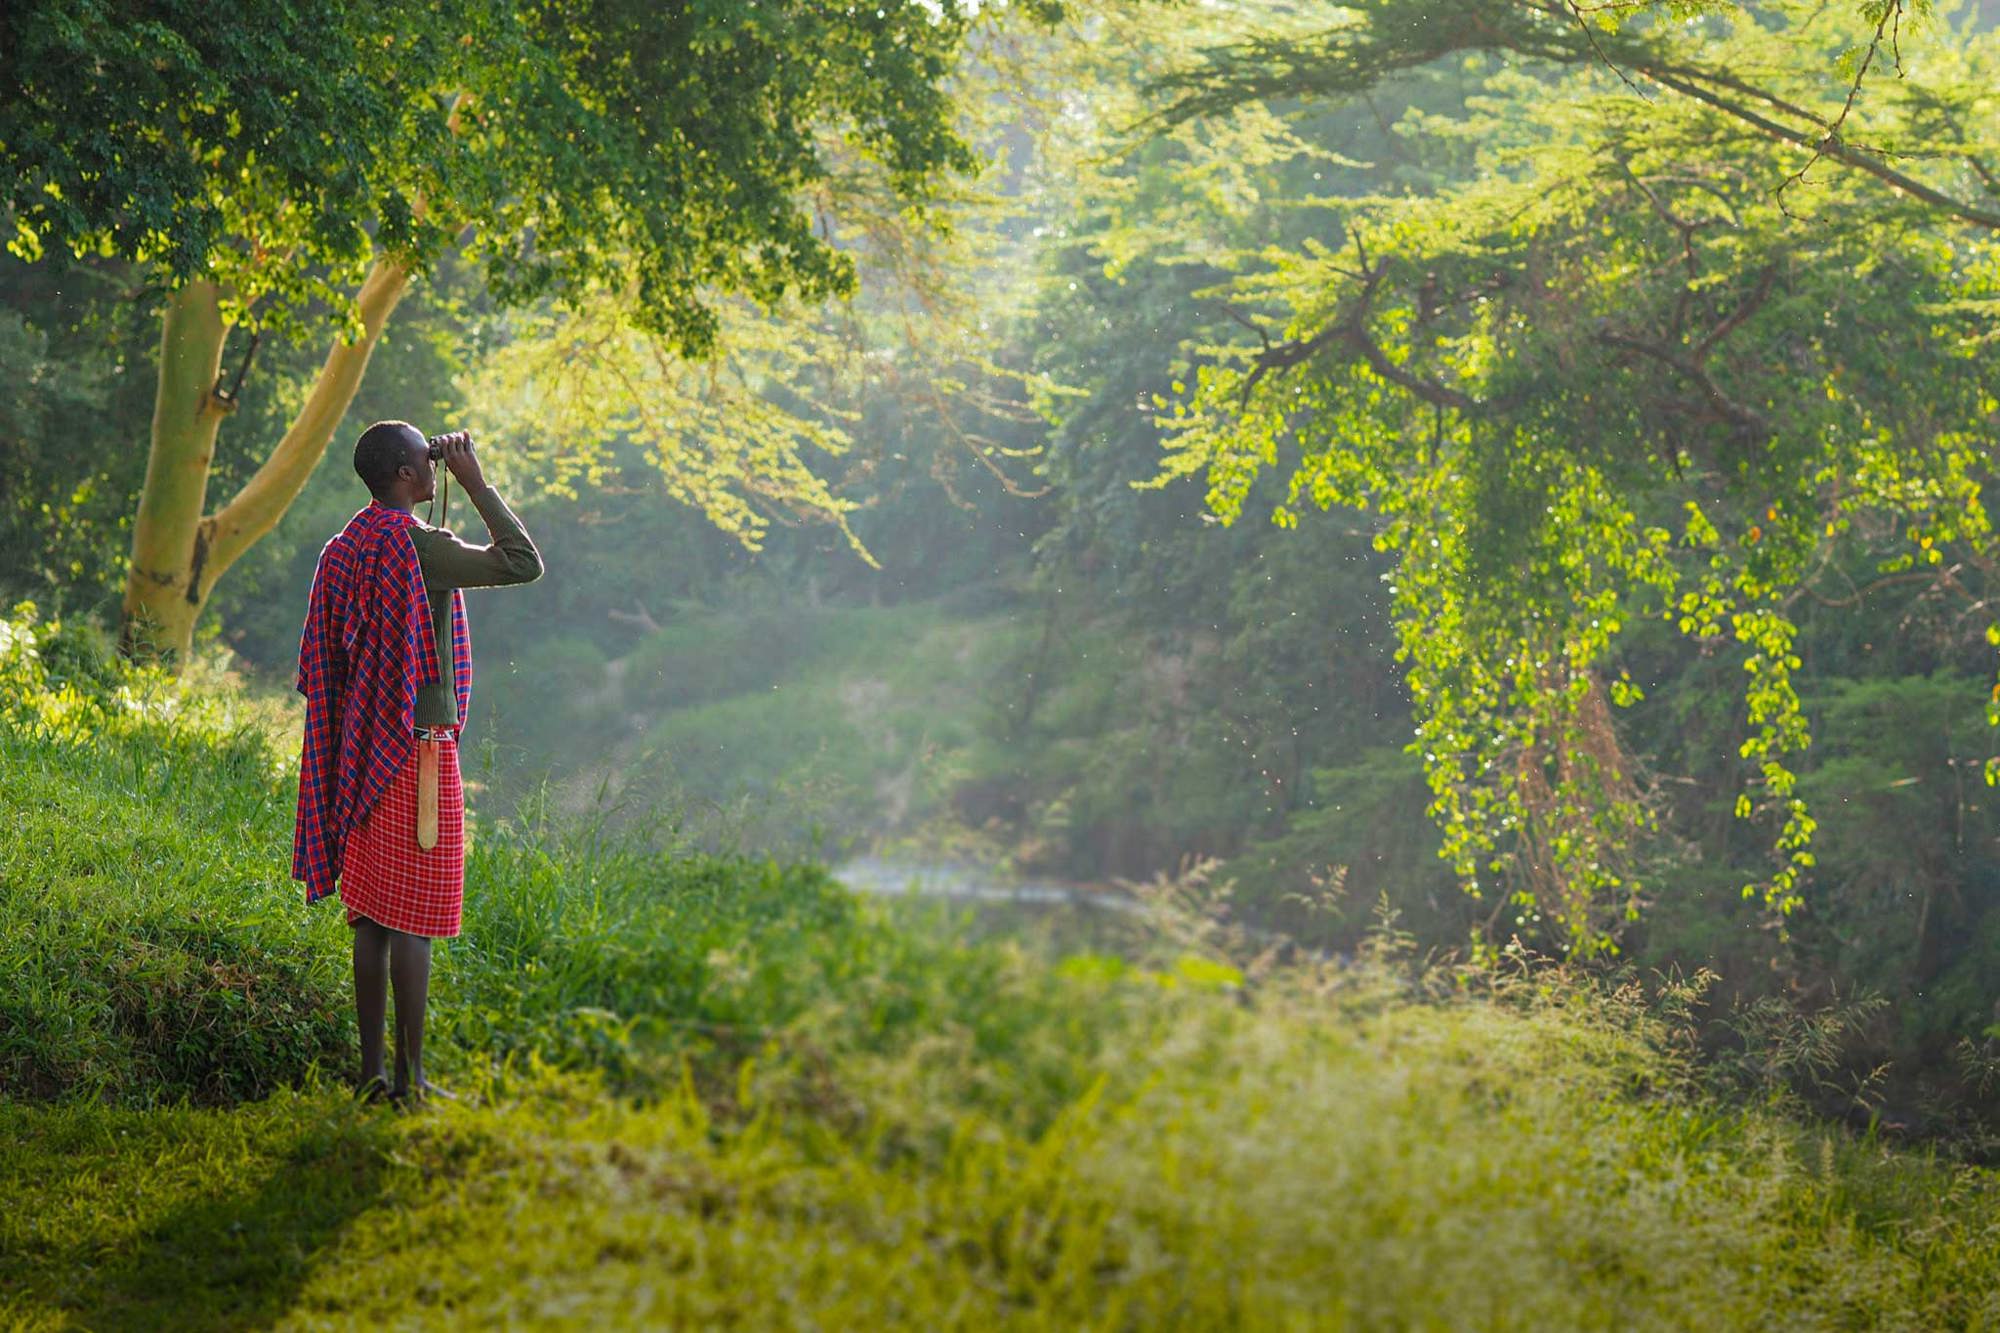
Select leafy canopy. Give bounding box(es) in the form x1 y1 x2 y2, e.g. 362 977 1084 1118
1147 0 2000 953
3 0 1000 352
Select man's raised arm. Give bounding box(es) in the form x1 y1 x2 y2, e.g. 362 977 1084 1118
419 432 544 590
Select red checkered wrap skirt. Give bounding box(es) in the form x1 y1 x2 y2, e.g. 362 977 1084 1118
339 732 465 938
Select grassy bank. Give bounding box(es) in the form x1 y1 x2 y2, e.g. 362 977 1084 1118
5 605 2000 1329
9 973 2000 1329
0 606 1029 1112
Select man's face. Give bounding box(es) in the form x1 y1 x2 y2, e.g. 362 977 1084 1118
396 426 435 503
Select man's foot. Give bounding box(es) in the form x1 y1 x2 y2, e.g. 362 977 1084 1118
353 1074 392 1106
389 1078 459 1111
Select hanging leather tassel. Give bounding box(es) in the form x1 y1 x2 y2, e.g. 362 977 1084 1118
416 738 440 850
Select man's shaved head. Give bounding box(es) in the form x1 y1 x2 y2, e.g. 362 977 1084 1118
353 421 427 498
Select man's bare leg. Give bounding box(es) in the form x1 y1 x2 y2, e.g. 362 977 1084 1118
388 928 452 1105
352 916 392 1097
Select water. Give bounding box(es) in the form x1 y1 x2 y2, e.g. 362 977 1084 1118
834 854 1351 971
834 855 1144 913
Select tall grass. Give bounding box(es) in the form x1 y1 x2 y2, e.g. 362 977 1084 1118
7 952 2000 1328
0 603 1126 1117
0 606 345 1104
6 603 2000 1329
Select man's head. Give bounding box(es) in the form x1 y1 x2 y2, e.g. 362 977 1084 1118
353 420 435 506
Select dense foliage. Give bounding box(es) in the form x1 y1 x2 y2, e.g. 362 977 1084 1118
1150 0 2000 952
3 0 1043 661
5 0 994 345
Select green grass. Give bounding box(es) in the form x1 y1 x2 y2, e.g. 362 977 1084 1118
7 977 2000 1329
0 609 1007 1110
6 604 2000 1329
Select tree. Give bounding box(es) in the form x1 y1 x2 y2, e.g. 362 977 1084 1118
1144 0 2000 952
3 0 1010 660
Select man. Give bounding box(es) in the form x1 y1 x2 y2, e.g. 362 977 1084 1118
293 422 543 1109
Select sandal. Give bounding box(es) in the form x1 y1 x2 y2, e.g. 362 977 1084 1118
353 1074 392 1106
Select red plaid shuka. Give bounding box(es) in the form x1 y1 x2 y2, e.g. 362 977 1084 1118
292 501 471 908
339 732 466 937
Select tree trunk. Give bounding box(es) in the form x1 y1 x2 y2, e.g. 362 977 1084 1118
120 283 231 660
119 258 412 663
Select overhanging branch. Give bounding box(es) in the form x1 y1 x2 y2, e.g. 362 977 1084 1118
1159 0 2000 234
1639 68 2000 231
1238 255 1507 414
1598 331 1768 434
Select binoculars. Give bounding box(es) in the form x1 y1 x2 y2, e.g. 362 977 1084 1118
425 435 448 462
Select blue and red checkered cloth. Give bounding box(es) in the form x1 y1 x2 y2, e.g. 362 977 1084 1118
292 501 471 905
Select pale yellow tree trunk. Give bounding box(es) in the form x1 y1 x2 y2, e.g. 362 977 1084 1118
119 258 412 662
120 283 231 659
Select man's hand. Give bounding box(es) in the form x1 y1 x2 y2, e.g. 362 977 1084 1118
433 431 486 490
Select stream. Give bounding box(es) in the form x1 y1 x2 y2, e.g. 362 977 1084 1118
834 856 1144 911
832 855 1151 952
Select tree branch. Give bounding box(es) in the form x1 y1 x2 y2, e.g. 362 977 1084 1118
211 330 261 407
1598 331 1768 434
1239 257 1503 414
1639 67 2000 231
1694 260 1779 360
608 600 664 635
197 257 412 595
1160 1 2000 233
1338 320 1488 413
1773 0 1902 205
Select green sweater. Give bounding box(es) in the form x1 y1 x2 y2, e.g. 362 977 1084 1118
409 482 544 727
